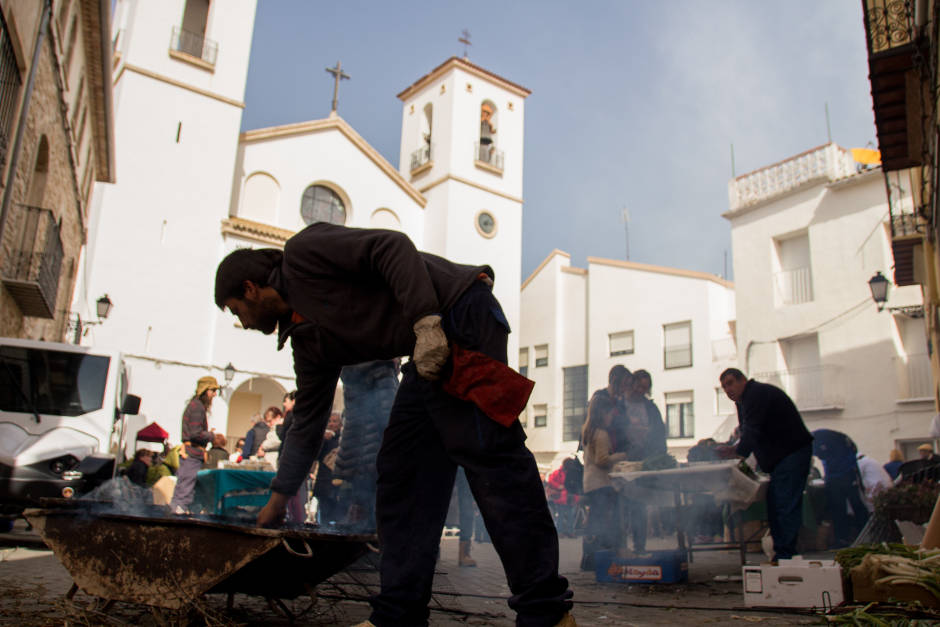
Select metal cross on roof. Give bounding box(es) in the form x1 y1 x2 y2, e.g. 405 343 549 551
458 29 471 59
325 60 350 113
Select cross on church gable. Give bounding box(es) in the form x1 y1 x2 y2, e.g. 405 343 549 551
325 60 351 113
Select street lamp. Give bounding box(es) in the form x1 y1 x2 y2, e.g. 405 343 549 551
868 271 890 312
96 294 113 319
223 362 236 387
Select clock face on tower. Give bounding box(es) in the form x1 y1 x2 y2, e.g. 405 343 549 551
476 211 497 238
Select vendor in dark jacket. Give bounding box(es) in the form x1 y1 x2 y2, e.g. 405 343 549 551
214 223 573 627
719 368 813 561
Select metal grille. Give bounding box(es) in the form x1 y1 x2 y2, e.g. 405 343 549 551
1 205 64 318
0 10 22 169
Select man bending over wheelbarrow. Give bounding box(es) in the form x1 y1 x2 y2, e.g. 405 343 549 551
214 223 574 627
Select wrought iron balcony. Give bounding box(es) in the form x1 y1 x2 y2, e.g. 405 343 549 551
410 144 431 171
0 10 21 170
862 0 925 171
475 142 504 172
894 352 932 400
170 26 218 66
891 211 923 238
728 144 856 211
1 205 64 318
754 365 843 411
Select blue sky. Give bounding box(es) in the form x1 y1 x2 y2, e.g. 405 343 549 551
241 1 877 281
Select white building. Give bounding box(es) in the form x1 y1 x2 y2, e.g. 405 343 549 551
519 250 737 464
724 143 933 461
80 0 530 446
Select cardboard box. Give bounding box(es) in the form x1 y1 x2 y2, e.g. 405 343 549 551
595 550 688 584
742 557 843 609
851 565 940 608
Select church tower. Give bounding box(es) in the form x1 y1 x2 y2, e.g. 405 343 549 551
397 57 530 366
78 1 258 434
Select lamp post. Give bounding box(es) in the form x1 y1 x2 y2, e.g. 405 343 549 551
224 362 236 387
868 271 890 312
70 294 114 342
95 294 113 319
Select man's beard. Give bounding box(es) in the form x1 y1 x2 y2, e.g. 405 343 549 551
257 312 279 335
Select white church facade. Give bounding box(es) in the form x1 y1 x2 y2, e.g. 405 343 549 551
79 0 529 446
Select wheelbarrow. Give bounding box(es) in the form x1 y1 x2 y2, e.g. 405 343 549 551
23 500 376 615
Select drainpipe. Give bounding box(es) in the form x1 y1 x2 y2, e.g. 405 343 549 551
0 0 52 262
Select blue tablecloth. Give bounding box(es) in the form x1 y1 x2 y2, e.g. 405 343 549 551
193 469 275 518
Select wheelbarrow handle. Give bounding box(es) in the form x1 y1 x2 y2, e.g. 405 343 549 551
281 537 313 558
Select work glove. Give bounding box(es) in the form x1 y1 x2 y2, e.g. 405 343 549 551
413 314 450 380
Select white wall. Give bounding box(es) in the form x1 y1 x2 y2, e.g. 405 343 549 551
519 252 736 458
727 161 932 461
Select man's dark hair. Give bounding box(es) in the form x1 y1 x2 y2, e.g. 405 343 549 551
283 390 296 402
632 369 651 384
720 367 746 381
214 248 283 309
608 364 631 386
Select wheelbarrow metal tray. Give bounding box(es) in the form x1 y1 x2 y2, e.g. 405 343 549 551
23 505 373 609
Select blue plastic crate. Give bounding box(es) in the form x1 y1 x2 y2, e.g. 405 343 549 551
594 549 688 584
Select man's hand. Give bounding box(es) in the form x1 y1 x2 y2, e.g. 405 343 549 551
413 314 450 380
715 444 740 460
257 492 290 528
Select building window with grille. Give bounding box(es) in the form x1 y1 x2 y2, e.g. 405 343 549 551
301 184 346 225
665 391 694 439
663 320 692 369
518 347 529 377
534 344 548 368
0 10 22 169
533 404 547 428
609 330 634 357
562 365 588 441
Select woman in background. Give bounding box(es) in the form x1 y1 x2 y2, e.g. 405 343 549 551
580 393 627 570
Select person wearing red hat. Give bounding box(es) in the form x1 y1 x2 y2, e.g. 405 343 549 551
169 375 218 514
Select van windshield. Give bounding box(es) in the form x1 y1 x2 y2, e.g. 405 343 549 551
0 346 110 417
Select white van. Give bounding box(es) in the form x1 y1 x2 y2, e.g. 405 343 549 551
0 337 140 515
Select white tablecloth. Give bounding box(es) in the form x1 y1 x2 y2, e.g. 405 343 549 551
609 460 767 510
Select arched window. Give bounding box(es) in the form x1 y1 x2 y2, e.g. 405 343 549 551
240 172 279 223
370 208 401 230
26 136 49 206
300 184 346 225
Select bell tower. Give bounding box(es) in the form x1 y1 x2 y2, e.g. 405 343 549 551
397 57 531 366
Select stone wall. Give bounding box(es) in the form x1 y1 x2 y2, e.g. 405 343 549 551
0 23 87 342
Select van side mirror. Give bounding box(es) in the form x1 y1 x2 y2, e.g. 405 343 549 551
121 394 141 416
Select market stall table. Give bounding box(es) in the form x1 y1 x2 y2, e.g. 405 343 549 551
609 460 768 563
192 468 276 520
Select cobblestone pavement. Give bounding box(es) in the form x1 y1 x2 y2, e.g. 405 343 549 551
0 520 821 626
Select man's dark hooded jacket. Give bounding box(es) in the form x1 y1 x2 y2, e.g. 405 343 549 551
269 223 491 495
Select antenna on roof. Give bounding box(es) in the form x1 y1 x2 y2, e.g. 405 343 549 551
621 207 630 261
825 102 832 144
730 143 736 178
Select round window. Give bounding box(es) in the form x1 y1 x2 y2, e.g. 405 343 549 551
301 185 346 225
476 211 497 238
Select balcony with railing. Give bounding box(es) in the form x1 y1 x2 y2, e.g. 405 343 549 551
754 365 843 411
862 0 924 171
410 144 432 174
774 266 814 306
169 26 218 67
475 142 504 173
0 10 21 170
727 144 856 212
895 352 932 400
1 205 64 318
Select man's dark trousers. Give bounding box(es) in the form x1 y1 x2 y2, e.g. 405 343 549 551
371 282 572 627
824 474 869 548
766 443 812 560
